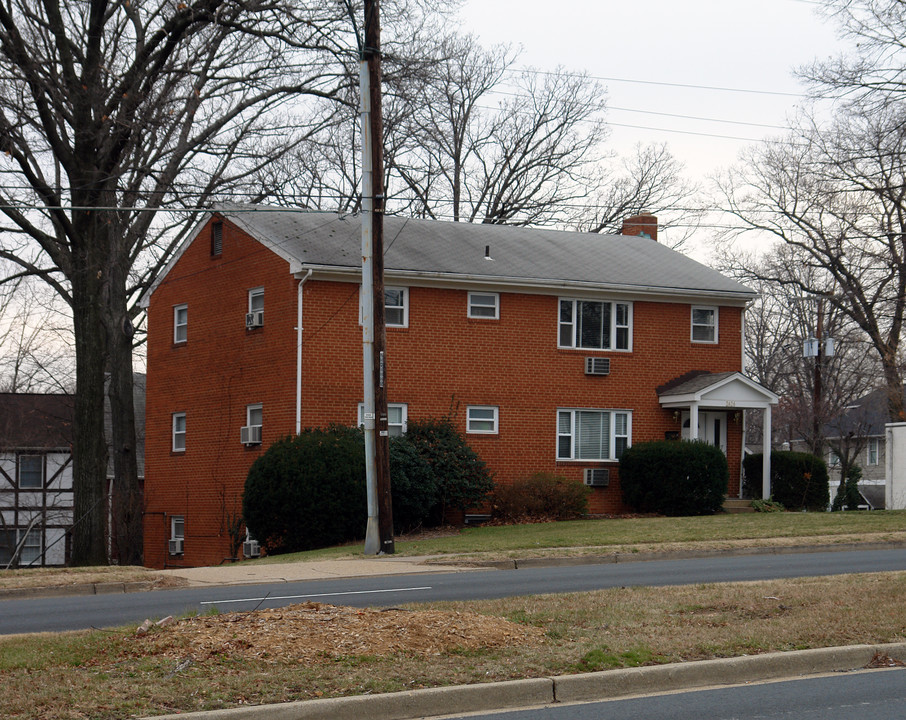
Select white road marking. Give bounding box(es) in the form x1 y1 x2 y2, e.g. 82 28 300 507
199 585 433 605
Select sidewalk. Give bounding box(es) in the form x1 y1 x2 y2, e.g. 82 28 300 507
158 554 485 586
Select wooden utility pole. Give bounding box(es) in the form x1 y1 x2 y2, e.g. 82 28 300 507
361 0 394 554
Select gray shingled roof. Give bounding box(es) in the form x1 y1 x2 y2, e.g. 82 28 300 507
824 385 899 439
218 206 755 300
0 394 73 450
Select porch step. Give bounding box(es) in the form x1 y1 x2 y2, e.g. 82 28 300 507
723 498 755 514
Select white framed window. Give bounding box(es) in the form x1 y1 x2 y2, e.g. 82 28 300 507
868 438 880 466
468 292 499 319
173 303 188 343
691 306 718 343
171 516 185 540
248 287 264 313
18 528 41 565
559 299 631 350
828 450 841 467
18 455 43 489
385 287 408 327
172 413 186 452
557 409 631 461
467 406 499 434
247 403 263 430
358 402 408 437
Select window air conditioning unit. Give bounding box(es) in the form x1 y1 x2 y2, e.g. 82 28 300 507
583 468 610 487
245 310 264 329
168 538 184 555
585 357 611 376
240 425 263 445
243 540 261 558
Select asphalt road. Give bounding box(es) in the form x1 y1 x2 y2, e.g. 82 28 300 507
2 547 905 635
432 668 906 720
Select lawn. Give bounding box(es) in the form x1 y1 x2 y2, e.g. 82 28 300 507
258 509 906 563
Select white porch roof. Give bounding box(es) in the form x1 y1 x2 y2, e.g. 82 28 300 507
658 371 779 410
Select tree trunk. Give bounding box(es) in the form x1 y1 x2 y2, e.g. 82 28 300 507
107 254 142 566
69 227 110 566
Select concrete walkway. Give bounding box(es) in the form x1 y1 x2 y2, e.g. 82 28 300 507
157 554 483 586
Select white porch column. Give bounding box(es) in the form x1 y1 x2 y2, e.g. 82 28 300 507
762 404 772 499
689 403 699 441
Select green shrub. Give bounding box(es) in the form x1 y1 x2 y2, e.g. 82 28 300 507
404 418 495 525
242 426 366 554
743 451 829 511
388 435 438 533
619 440 728 516
491 472 590 522
751 497 785 512
244 420 494 551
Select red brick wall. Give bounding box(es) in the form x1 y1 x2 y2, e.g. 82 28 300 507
144 218 746 568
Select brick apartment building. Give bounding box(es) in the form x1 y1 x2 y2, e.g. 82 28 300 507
140 206 777 569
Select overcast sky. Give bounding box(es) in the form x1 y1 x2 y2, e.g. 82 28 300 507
457 0 845 227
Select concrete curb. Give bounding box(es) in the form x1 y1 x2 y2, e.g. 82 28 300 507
146 642 906 720
0 580 154 600
475 540 906 570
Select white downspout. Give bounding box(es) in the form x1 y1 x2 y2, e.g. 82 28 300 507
295 269 312 434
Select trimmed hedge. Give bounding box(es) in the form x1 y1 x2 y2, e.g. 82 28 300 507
491 472 590 522
242 426 367 554
743 451 829 511
404 418 495 525
619 440 728 516
243 419 494 554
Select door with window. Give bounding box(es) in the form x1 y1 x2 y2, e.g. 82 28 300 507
681 411 727 454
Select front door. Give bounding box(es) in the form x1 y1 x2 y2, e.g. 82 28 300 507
681 411 727 454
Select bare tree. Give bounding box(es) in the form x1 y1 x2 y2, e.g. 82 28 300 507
715 243 879 452
0 269 74 393
251 30 696 239
0 0 366 565
574 143 701 249
715 97 906 424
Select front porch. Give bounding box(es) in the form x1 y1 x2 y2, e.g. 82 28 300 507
658 371 779 500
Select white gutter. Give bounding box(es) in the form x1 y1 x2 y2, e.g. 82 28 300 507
296 265 756 305
295 269 312 434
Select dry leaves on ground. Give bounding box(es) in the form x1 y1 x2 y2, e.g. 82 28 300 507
137 602 544 666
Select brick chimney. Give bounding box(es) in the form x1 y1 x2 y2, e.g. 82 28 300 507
621 214 658 242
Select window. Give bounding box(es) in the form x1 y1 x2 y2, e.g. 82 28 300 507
173 304 187 343
171 516 184 541
18 529 41 565
385 287 408 327
868 438 880 466
18 455 43 489
557 409 630 461
691 306 718 343
170 515 185 555
559 299 630 350
172 413 186 452
211 220 223 256
467 406 498 434
468 292 499 319
828 450 840 467
248 287 264 313
358 403 408 436
247 403 263 430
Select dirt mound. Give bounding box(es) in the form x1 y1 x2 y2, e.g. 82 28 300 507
139 602 544 665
